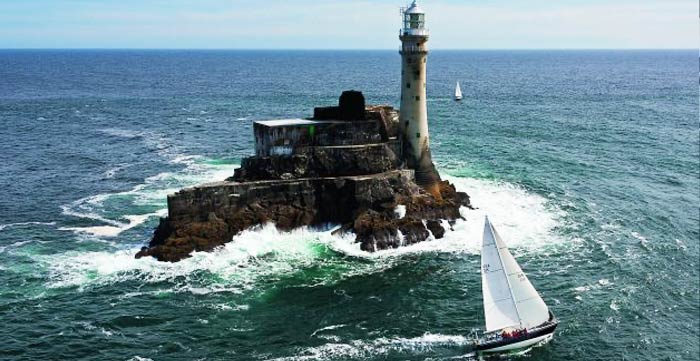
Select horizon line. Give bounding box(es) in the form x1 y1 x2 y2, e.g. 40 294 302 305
0 47 695 51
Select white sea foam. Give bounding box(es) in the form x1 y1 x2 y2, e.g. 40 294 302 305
598 279 613 287
42 225 338 290
630 231 647 242
42 176 565 294
99 128 192 165
0 221 56 232
379 333 471 348
331 175 565 258
573 285 591 293
0 240 35 254
101 164 132 179
446 175 565 251
394 205 406 219
59 211 166 237
311 324 348 338
270 333 471 361
60 153 238 238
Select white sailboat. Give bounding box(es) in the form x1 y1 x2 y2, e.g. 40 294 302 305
474 216 558 353
454 81 463 101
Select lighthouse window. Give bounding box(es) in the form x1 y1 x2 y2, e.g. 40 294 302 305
416 132 420 139
415 96 420 100
406 83 410 88
409 14 424 29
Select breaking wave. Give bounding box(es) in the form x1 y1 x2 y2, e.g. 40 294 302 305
59 211 167 237
40 174 566 293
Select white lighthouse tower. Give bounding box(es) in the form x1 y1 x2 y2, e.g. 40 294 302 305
399 0 441 197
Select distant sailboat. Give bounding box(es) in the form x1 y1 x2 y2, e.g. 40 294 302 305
454 81 463 101
473 216 558 353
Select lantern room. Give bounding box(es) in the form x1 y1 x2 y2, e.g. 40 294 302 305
401 1 427 36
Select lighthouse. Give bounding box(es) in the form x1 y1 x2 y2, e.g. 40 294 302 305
399 0 441 198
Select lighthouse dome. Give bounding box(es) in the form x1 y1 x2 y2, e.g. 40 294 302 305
405 1 424 14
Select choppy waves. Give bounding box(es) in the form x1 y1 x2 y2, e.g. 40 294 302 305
0 221 56 232
58 129 239 238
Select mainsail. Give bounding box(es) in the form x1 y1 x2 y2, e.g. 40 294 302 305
481 217 549 332
455 82 463 100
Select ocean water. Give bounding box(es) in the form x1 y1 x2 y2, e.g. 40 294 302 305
0 50 697 361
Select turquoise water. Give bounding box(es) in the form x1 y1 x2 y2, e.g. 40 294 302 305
0 50 698 360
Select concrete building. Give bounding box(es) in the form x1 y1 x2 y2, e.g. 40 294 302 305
252 92 399 158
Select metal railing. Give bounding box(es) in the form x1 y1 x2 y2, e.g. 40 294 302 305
399 45 428 53
400 28 429 36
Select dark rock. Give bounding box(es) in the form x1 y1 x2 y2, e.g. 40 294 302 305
398 219 431 246
426 220 445 239
139 168 470 262
354 210 399 251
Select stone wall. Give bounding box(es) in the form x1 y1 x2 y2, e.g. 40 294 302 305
167 170 415 224
232 141 402 182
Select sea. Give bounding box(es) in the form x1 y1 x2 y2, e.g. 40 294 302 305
0 50 697 361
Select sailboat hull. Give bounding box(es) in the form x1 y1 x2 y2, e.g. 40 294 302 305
475 318 558 353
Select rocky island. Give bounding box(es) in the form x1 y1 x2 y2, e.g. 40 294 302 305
136 92 471 262
136 1 472 262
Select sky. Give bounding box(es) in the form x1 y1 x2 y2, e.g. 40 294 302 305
0 0 696 49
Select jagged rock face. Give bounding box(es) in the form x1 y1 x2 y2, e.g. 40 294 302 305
137 172 471 262
354 180 469 252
